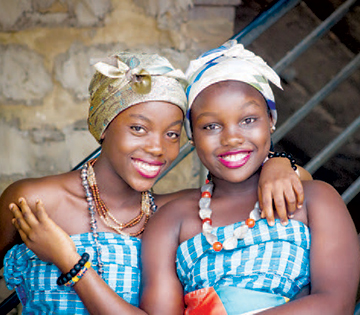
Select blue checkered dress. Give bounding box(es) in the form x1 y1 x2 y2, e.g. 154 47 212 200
4 232 142 314
176 219 311 299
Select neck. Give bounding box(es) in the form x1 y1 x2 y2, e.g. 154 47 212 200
211 169 260 200
91 155 141 204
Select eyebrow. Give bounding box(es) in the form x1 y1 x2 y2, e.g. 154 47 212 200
129 113 151 123
129 114 183 127
195 100 262 122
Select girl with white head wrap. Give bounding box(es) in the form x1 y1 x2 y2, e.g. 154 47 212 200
139 41 357 315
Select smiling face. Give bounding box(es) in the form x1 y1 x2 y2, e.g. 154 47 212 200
100 101 184 192
191 80 274 184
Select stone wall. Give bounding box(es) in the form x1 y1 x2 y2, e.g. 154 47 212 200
0 0 241 196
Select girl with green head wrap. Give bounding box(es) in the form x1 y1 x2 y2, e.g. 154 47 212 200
1 51 190 314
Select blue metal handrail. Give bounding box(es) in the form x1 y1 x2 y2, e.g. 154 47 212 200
274 0 357 74
304 114 360 174
342 176 360 205
272 53 360 144
230 0 302 46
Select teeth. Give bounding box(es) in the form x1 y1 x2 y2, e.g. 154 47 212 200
134 160 161 173
221 153 247 162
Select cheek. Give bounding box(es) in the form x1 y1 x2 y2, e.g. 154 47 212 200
193 135 215 165
250 122 271 142
165 141 181 161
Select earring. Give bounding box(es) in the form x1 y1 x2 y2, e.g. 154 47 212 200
271 125 276 132
206 172 212 184
189 139 194 146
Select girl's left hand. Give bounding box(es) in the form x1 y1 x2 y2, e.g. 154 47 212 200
10 198 78 266
258 157 306 226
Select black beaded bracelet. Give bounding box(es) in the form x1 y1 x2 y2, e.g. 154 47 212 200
268 151 298 171
57 252 90 286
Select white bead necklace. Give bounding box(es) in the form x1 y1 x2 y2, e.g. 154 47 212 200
199 180 262 252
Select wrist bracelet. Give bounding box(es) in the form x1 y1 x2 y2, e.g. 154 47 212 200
64 261 92 287
57 252 90 286
267 151 300 176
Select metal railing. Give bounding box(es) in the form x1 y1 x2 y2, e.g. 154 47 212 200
1 0 359 313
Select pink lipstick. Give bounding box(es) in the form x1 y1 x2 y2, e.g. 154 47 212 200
218 151 251 169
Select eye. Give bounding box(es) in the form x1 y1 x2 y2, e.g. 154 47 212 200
204 123 220 130
241 117 256 125
167 131 180 140
130 125 146 134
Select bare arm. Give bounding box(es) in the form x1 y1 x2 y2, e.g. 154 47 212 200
140 201 185 314
258 157 312 226
11 198 147 315
0 180 30 267
259 181 360 315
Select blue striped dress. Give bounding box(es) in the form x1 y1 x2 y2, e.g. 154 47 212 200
176 219 311 300
4 232 141 314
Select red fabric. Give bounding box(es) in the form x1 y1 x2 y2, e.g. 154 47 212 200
184 287 227 315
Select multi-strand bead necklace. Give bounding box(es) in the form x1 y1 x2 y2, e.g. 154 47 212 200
81 159 157 275
199 179 261 252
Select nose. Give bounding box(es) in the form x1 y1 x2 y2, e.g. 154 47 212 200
144 134 164 156
220 126 244 147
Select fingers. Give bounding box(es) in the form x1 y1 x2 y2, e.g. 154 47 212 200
11 216 29 242
292 178 304 209
272 192 288 226
258 186 275 226
18 197 40 227
34 199 50 223
282 185 297 218
259 180 303 226
9 198 45 241
9 202 32 233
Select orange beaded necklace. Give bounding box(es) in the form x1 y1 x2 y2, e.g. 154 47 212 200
199 179 261 252
87 160 153 236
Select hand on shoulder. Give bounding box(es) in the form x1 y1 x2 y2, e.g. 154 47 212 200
10 198 79 271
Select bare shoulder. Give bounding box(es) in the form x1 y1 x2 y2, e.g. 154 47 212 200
153 188 200 220
144 189 200 240
154 188 199 208
0 170 82 212
0 170 88 265
302 180 354 228
147 188 203 246
302 179 338 194
302 180 344 209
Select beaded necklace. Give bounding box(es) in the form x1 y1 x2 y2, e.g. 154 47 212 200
199 180 261 252
86 159 155 236
81 160 157 275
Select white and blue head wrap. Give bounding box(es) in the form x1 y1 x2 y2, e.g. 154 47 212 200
184 40 282 139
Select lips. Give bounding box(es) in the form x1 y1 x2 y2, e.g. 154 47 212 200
218 151 251 169
132 158 164 179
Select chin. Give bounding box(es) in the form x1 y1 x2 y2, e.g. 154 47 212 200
220 168 259 183
130 179 156 192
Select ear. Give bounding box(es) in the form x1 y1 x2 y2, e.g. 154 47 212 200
100 129 107 141
269 116 276 134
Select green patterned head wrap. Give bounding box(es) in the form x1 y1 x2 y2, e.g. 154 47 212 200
88 52 188 143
